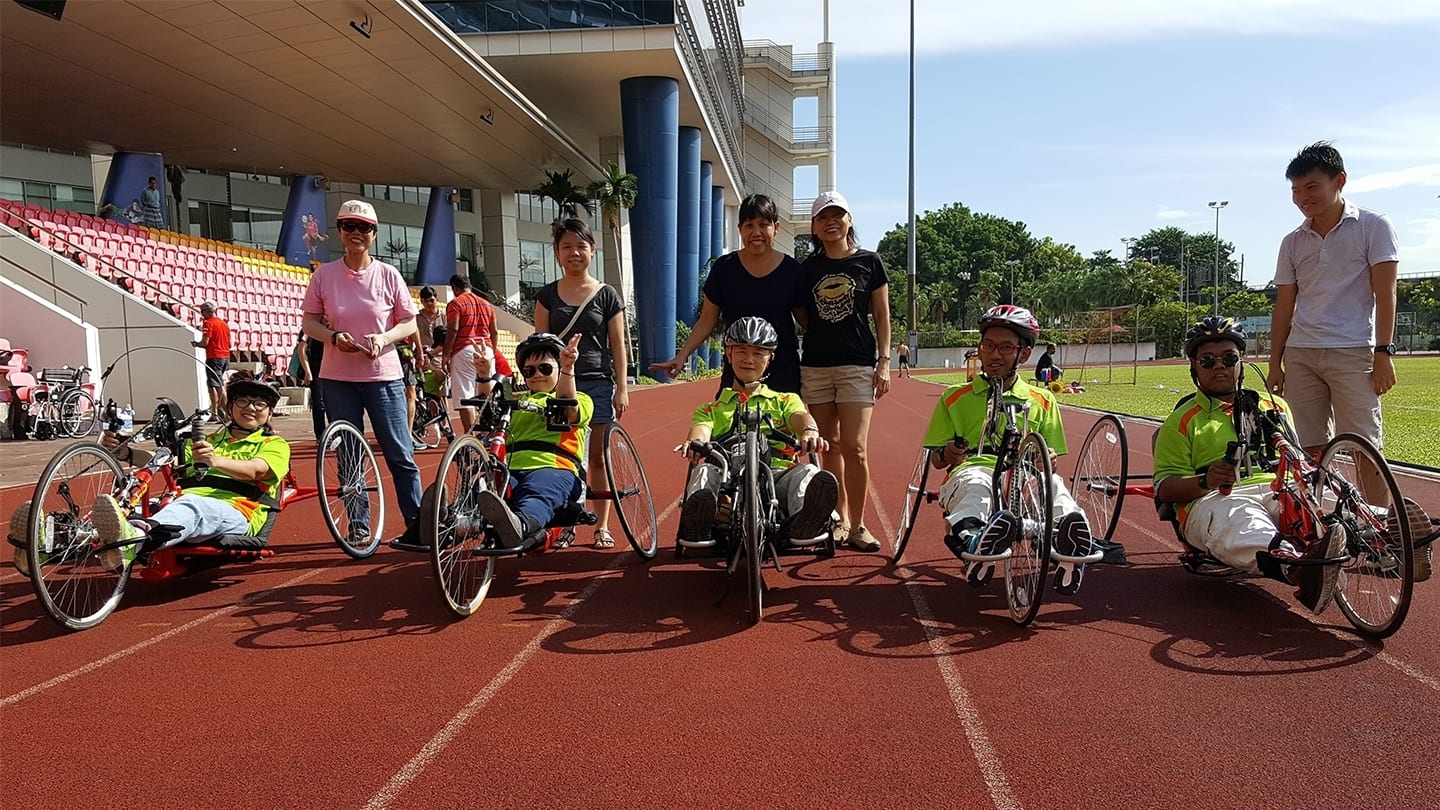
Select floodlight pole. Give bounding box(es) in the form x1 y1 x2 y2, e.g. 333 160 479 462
906 0 917 361
1209 200 1228 316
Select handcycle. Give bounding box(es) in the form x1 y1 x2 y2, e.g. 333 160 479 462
1067 385 1436 639
678 401 839 626
411 367 456 450
11 397 383 631
892 374 1102 626
423 374 658 617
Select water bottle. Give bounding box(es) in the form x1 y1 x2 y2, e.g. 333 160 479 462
119 404 134 437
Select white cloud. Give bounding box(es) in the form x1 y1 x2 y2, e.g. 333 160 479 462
1399 216 1440 273
1155 207 1190 220
1347 163 1440 194
739 0 1440 57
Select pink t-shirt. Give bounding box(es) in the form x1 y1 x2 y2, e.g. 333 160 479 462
302 258 418 383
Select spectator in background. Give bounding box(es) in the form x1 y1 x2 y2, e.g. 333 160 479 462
650 193 805 394
192 302 231 419
140 176 165 228
294 320 327 441
443 272 507 434
1267 141 1400 463
416 286 444 362
534 218 629 548
1035 343 1062 383
896 342 911 378
302 200 423 549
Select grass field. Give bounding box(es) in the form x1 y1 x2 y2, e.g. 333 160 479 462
922 356 1440 468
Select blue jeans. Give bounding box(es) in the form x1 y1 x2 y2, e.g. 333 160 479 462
150 494 251 548
322 378 422 528
509 467 582 531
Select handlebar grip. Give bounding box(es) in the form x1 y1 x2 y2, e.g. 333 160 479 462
191 413 210 477
1218 440 1242 496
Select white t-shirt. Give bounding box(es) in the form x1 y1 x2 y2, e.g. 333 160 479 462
1274 199 1399 348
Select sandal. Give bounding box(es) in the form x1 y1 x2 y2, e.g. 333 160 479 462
593 528 616 549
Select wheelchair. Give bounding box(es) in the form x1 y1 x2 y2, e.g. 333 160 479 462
892 375 1102 627
9 397 347 631
678 402 839 626
423 375 657 617
1068 390 1436 639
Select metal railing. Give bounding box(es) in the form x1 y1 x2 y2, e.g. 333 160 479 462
676 1 747 187
742 39 831 75
744 105 830 152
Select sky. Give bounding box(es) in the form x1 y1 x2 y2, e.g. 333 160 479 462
737 0 1440 284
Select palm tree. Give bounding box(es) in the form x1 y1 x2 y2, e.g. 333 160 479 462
533 169 593 220
586 161 640 368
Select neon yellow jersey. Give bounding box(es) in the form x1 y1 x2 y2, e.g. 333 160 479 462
181 427 291 534
920 375 1067 471
1153 388 1292 524
692 384 806 470
507 390 593 475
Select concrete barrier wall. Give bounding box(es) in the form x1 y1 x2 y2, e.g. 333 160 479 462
0 225 206 414
888 342 1159 370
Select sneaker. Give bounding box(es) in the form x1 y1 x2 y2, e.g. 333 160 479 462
412 438 429 452
679 489 717 544
966 511 1018 587
1052 513 1093 595
1386 497 1433 583
1294 522 1347 615
789 471 838 541
944 516 984 560
91 495 145 573
10 501 36 576
385 523 427 552
846 524 881 553
476 489 534 552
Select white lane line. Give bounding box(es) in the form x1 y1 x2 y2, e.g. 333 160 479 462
366 500 678 810
2 567 325 708
869 481 1020 810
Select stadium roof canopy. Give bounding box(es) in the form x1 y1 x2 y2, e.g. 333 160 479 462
0 0 603 186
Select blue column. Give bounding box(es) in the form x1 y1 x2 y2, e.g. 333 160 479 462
276 175 330 268
100 152 166 228
676 127 701 332
709 185 726 369
698 161 713 285
621 76 679 382
416 186 457 285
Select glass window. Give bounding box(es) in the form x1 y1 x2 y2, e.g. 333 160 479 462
0 178 23 202
457 188 474 213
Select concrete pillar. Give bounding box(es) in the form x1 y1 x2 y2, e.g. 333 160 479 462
676 126 702 330
275 175 329 269
479 188 521 302
710 186 726 260
698 161 713 277
416 186 457 285
620 76 679 382
818 41 837 191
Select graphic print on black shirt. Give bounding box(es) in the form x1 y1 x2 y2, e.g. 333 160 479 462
800 249 888 368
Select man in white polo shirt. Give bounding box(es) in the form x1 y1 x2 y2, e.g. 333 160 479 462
1266 141 1399 459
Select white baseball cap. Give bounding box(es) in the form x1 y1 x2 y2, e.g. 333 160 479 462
810 191 850 219
336 199 378 225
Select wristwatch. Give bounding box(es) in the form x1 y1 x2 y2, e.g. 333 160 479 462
1374 343 1397 355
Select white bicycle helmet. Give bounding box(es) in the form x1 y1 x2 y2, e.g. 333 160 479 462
978 305 1041 347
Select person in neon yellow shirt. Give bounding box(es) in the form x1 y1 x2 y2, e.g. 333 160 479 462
678 318 838 548
920 305 1098 594
470 332 592 552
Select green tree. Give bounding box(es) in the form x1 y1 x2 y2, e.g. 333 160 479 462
793 234 811 261
535 168 594 220
585 161 639 365
1220 289 1271 317
1136 227 1239 305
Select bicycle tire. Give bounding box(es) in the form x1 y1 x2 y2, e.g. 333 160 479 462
1322 434 1412 638
1070 414 1127 543
430 434 496 617
603 422 658 560
1004 433 1054 627
892 447 932 564
316 420 384 559
743 428 764 626
27 442 130 630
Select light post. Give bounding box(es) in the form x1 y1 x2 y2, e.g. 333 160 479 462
1209 200 1228 315
905 0 917 359
1120 236 1137 263
1005 259 1019 304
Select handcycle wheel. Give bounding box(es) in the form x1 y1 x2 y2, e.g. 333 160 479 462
1320 433 1412 638
892 446 933 563
1004 433 1054 627
411 396 448 449
742 429 764 625
59 389 99 438
602 422 658 560
316 420 385 559
1070 414 1127 543
26 442 130 631
429 435 496 617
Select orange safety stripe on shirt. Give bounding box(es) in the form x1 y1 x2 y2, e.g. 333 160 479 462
943 384 974 408
1176 404 1205 436
554 431 583 474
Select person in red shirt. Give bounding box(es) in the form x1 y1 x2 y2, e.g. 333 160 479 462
192 301 232 419
442 272 507 432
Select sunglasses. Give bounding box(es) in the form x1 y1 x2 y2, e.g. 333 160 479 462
1196 351 1241 369
337 220 376 234
521 363 556 378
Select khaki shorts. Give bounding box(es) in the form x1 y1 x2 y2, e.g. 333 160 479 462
801 364 875 406
1282 346 1383 449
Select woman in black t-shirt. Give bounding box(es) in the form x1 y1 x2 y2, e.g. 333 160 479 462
649 194 805 393
798 191 892 553
534 218 629 548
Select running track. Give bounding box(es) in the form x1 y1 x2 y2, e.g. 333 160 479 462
3 376 1437 809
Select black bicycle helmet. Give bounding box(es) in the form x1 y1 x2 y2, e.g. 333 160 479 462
723 317 779 351
978 305 1041 347
515 332 566 366
1183 316 1247 358
226 373 281 408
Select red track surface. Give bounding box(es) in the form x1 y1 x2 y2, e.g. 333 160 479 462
3 377 1438 808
